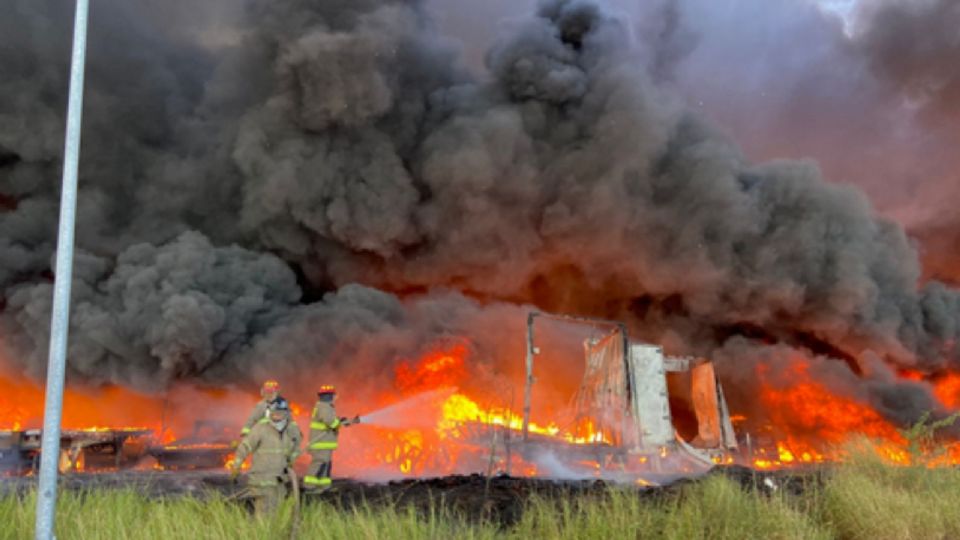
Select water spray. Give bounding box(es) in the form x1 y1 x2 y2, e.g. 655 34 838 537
356 388 458 429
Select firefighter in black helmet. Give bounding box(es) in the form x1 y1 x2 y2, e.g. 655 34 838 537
232 397 302 514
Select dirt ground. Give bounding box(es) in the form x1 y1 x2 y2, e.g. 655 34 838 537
1 466 826 526
305 467 826 525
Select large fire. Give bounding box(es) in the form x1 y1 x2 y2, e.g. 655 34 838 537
332 342 608 478
748 358 960 469
933 373 960 410
0 369 246 473
3 340 960 478
334 344 960 477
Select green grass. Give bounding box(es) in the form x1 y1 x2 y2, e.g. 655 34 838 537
3 442 960 540
510 476 828 540
816 439 960 540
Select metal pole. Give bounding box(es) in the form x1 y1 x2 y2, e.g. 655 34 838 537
522 312 537 442
34 1 90 538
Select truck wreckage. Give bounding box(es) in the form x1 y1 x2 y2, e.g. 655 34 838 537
0 421 235 476
2 310 745 479
0 428 152 475
400 311 744 478
494 311 740 475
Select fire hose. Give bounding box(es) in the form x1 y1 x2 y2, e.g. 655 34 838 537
224 464 301 537
286 466 301 540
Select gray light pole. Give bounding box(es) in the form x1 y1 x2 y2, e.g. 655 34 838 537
34 1 90 538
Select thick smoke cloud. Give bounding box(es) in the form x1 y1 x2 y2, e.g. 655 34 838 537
854 0 960 284
426 0 960 282
629 0 960 283
857 0 960 124
1 0 959 430
0 0 227 286
2 232 300 388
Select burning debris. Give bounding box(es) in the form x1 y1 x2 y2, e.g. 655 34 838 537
0 372 252 475
511 312 738 476
0 423 235 477
1 310 960 482
0 427 151 476
148 421 234 471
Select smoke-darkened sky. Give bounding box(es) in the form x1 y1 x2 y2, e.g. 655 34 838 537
1 0 958 430
427 0 960 253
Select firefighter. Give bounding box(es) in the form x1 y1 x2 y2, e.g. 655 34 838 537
231 397 303 515
304 385 359 491
240 380 281 438
231 397 301 514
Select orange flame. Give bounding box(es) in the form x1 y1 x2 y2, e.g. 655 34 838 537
748 358 960 469
395 341 469 392
6 335 960 477
933 373 960 409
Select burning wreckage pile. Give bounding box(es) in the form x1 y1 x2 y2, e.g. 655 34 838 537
3 318 960 488
3 0 960 494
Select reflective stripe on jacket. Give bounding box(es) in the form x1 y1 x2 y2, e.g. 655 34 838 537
304 476 332 486
308 401 340 451
241 399 270 435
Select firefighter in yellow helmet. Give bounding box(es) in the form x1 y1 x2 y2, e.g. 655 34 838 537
231 397 302 515
304 386 359 491
240 380 281 438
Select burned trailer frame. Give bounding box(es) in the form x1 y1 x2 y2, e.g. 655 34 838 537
520 312 738 470
58 429 153 472
148 420 234 470
522 312 630 442
0 428 152 475
628 345 739 464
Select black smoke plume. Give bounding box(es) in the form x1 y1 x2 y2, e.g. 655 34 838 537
1 0 958 429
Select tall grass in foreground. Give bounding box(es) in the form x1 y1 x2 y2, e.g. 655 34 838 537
3 440 960 540
0 479 827 540
817 439 960 540
511 475 828 540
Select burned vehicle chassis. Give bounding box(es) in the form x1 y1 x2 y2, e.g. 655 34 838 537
514 311 739 472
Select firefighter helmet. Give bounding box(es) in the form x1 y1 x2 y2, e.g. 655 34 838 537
317 385 336 397
262 380 280 393
269 397 290 412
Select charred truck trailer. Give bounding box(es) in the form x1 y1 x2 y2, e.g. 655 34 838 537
2 311 742 478
506 312 740 474
0 428 152 475
0 421 234 476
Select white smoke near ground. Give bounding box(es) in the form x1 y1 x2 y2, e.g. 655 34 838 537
0 0 958 434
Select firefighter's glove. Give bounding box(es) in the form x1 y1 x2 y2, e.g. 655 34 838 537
229 439 239 449
229 467 241 482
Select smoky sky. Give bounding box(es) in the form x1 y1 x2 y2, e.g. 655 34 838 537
426 0 960 281
1 0 959 430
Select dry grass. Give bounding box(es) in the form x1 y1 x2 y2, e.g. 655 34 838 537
3 438 960 539
817 439 960 540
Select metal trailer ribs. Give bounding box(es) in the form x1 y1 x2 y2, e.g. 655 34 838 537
518 311 739 471
0 428 152 475
1 420 236 476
